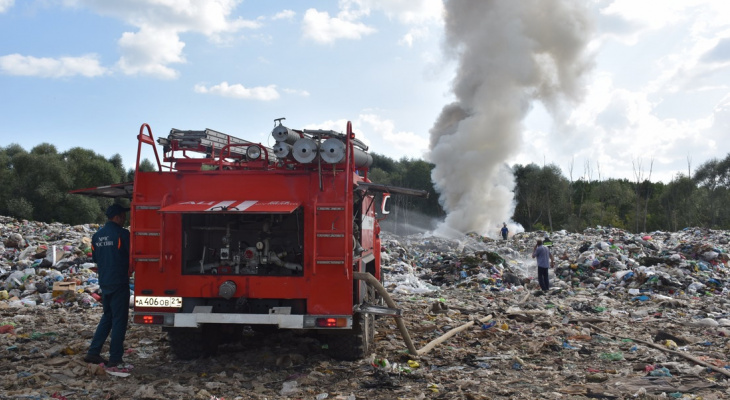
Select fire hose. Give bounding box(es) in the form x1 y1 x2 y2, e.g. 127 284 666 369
353 272 493 357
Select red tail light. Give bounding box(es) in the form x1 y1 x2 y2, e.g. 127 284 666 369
315 317 347 328
134 314 164 325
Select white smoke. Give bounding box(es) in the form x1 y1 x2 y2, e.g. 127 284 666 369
429 0 595 237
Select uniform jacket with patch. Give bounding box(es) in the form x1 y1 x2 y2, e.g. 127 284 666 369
92 221 130 291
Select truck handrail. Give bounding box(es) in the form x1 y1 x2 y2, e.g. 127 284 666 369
136 123 162 172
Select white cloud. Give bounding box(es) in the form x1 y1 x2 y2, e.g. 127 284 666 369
0 53 107 78
344 0 442 45
702 37 730 63
399 27 430 47
597 0 730 45
545 0 730 182
282 88 310 97
305 114 427 159
272 9 295 20
343 0 443 24
0 0 14 13
600 0 686 32
62 0 261 78
649 35 730 95
517 69 720 183
194 82 280 101
301 8 376 44
358 113 428 158
63 0 259 35
116 27 185 79
597 1 730 95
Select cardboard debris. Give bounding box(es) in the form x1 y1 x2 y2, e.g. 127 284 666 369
51 281 76 298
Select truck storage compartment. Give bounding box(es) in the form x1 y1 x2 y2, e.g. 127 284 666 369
180 209 304 276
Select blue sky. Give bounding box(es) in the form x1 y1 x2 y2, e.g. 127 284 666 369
1 0 729 188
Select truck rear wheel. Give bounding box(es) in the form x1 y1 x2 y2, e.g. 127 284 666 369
328 311 374 361
328 276 377 360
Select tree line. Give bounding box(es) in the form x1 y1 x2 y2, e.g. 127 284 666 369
0 143 153 225
2 142 729 233
370 154 730 234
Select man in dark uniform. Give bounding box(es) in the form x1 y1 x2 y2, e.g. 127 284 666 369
83 203 131 368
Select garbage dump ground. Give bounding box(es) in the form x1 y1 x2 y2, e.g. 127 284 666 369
2 215 730 399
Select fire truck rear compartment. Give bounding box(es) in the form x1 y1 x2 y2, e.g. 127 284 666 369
181 210 304 276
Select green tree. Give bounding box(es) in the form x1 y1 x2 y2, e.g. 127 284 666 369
64 147 126 189
63 147 132 223
58 194 102 225
643 182 667 231
402 159 441 217
537 164 570 232
371 153 399 175
127 158 157 181
6 198 33 220
693 156 730 228
660 174 697 231
9 144 72 221
597 179 635 229
513 163 543 231
0 144 25 217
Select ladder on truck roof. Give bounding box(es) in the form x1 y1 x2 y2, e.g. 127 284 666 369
159 128 266 159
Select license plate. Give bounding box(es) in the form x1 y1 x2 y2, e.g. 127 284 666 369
134 296 183 308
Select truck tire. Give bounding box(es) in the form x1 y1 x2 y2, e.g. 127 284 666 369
167 326 219 360
328 275 377 360
328 311 374 361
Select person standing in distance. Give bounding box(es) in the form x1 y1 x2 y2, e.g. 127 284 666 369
532 239 554 291
84 203 131 368
501 223 509 240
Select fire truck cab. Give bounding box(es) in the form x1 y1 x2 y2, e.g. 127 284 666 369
76 119 425 360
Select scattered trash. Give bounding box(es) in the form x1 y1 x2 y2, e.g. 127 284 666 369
280 380 300 396
649 367 672 377
599 352 624 361
2 217 730 398
481 320 496 329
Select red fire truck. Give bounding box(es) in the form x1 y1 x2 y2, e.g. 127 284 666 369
73 119 426 360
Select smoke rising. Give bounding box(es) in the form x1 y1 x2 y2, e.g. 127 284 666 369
429 0 594 237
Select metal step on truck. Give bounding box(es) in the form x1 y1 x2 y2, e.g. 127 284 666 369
72 119 427 360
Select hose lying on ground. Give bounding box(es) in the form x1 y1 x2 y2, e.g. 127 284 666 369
354 272 492 357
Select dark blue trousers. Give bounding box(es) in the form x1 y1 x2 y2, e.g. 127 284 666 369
87 286 129 362
538 267 550 291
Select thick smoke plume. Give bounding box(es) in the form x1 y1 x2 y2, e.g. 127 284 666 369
429 0 595 237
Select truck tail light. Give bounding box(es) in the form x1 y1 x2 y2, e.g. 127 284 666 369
315 317 348 328
134 314 165 325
